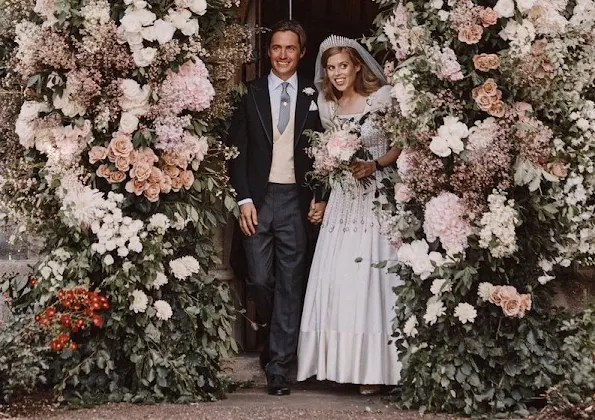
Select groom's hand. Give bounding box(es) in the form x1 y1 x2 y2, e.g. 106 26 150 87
239 203 258 236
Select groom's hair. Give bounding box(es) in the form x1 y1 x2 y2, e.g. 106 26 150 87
268 20 307 53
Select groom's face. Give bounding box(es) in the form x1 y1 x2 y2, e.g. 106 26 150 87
269 31 305 81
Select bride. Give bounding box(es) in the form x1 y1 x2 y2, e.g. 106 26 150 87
297 35 403 395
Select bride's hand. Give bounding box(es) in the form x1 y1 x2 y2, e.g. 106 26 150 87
351 161 375 180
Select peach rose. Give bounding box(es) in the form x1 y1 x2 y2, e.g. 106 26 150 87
88 146 108 164
130 162 152 182
479 7 498 27
520 293 532 313
473 54 500 72
115 156 131 172
475 93 493 111
176 155 189 170
108 170 127 184
96 164 111 179
109 133 134 158
137 147 158 164
108 146 117 163
160 175 172 194
180 170 195 189
550 162 568 178
488 101 506 118
143 183 161 202
125 178 147 195
502 295 523 318
489 285 517 306
164 165 181 179
458 24 483 45
171 176 184 192
161 151 178 167
148 167 163 184
482 79 499 97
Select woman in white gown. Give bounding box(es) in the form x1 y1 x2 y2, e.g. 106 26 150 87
297 35 403 394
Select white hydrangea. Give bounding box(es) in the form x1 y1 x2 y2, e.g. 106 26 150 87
153 272 168 289
423 298 446 325
154 300 173 320
130 290 148 313
454 303 478 324
477 282 494 302
148 213 170 234
430 278 452 295
499 19 536 56
478 191 519 258
403 315 419 337
466 118 499 152
397 239 447 280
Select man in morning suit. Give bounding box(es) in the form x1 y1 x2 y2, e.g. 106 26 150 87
228 20 326 396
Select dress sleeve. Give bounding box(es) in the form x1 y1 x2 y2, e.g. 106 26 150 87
317 95 334 130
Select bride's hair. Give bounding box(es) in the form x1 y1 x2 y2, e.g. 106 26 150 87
321 46 383 102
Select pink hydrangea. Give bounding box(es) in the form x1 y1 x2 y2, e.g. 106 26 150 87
158 57 215 117
423 191 472 255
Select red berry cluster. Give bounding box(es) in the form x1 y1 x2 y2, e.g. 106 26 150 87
35 288 110 352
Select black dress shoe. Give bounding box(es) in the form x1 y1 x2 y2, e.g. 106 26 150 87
267 374 290 396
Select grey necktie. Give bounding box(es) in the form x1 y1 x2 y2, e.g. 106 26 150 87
277 82 290 134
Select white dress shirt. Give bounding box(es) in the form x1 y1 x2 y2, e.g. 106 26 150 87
238 71 299 207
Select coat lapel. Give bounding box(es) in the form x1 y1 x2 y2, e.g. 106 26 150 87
249 76 273 146
294 77 311 148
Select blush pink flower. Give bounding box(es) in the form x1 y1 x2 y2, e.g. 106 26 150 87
423 191 472 255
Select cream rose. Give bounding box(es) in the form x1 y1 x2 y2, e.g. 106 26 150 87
119 112 139 134
88 146 108 164
188 0 207 15
153 19 176 44
119 79 151 116
494 0 515 18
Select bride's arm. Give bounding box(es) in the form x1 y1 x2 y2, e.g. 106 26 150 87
352 147 400 180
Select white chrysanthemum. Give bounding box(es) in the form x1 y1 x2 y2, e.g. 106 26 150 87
153 272 168 289
477 282 494 302
61 184 106 228
148 213 170 234
454 303 477 324
169 256 200 279
130 290 148 313
423 298 446 325
403 315 419 337
430 278 452 295
154 300 173 320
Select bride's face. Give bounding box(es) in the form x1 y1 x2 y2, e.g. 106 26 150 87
325 51 361 93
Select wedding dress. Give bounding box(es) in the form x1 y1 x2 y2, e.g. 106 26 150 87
297 85 403 385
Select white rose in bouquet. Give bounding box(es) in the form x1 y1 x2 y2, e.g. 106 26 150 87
154 19 176 44
119 112 139 133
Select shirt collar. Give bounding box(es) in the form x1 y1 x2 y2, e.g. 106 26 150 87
268 71 298 92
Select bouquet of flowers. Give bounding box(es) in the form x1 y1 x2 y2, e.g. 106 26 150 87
306 120 371 192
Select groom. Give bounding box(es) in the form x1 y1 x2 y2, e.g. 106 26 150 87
228 20 326 396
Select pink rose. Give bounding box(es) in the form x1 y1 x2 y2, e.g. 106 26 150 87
108 170 127 184
115 156 131 172
88 146 108 164
164 165 181 178
160 175 172 194
479 8 499 27
96 164 111 179
171 176 184 192
458 24 483 44
394 183 412 203
489 285 517 306
148 167 163 184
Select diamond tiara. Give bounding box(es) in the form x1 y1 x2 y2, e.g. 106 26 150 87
319 35 360 54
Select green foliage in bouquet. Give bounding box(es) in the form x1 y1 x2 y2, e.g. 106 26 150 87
366 0 595 416
0 0 251 404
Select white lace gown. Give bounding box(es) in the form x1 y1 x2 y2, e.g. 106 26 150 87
297 85 403 385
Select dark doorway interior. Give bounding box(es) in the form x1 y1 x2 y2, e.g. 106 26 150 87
260 0 380 80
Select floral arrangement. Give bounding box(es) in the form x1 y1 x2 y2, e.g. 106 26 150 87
366 0 595 415
306 121 366 191
0 0 251 404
